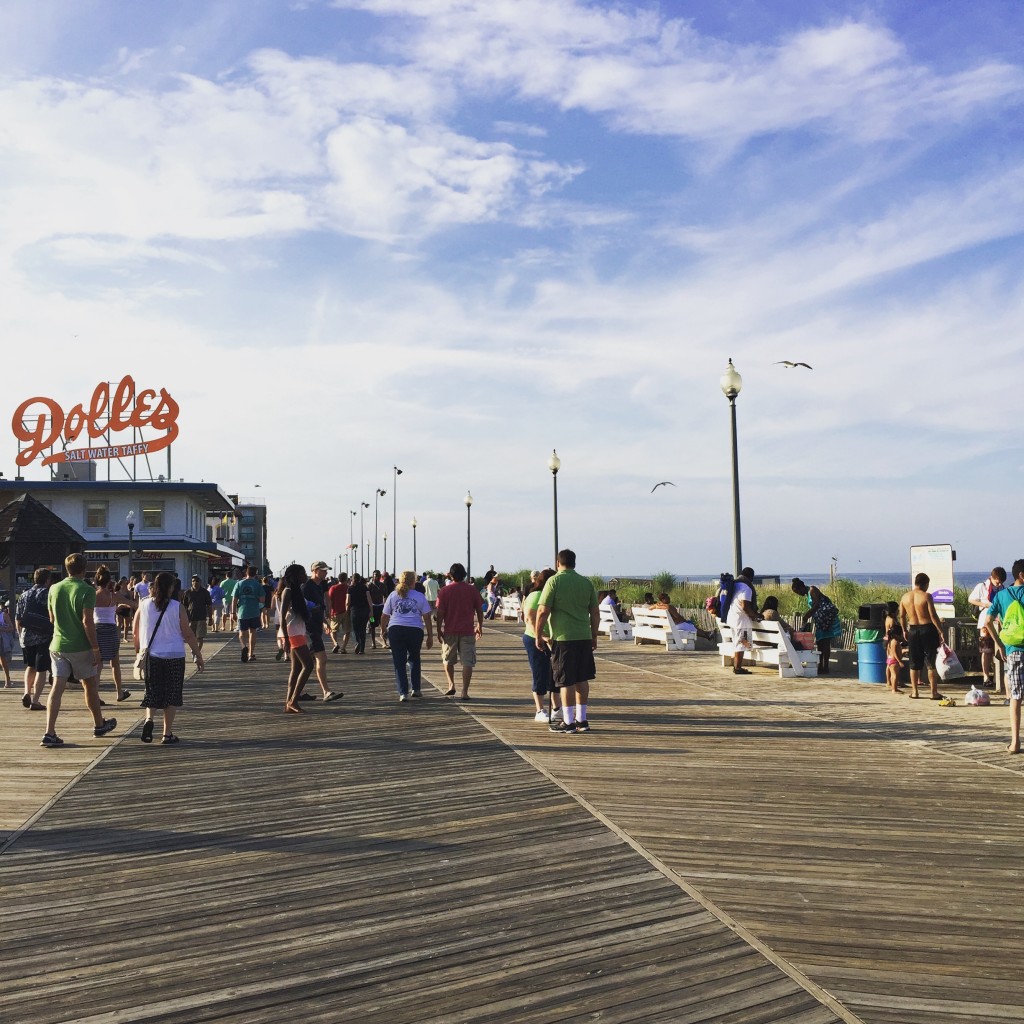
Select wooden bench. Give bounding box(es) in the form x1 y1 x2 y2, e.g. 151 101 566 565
718 620 818 677
630 606 696 652
499 595 522 622
598 603 633 641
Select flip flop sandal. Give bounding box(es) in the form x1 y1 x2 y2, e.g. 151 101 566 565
141 720 154 743
322 691 343 702
938 697 956 706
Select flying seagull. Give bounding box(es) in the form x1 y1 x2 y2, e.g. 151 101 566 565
651 481 676 492
775 360 813 369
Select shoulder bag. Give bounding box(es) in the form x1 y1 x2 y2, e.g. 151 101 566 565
133 602 170 681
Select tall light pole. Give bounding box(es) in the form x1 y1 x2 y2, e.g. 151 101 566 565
360 502 369 578
411 516 418 574
547 449 561 565
464 491 473 578
349 509 356 569
126 510 136 579
720 358 744 575
374 488 386 571
383 531 388 575
392 466 403 576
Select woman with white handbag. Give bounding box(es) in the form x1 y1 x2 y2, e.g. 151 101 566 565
133 572 205 744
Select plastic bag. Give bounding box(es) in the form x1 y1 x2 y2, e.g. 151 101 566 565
935 643 965 681
965 686 990 706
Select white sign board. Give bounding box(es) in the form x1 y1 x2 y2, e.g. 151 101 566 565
909 543 956 620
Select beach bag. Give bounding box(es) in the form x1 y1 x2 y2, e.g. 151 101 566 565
965 686 990 706
998 598 1024 647
935 643 965 681
133 603 169 681
810 596 839 633
792 631 816 651
714 573 736 619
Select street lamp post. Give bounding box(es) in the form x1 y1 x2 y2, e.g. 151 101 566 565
360 502 369 578
349 510 356 571
374 488 386 572
720 358 744 575
126 510 136 579
411 517 418 574
383 531 388 575
547 449 561 564
464 491 473 577
392 466 403 576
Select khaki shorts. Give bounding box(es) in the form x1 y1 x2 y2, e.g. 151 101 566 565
51 648 99 682
330 612 352 634
190 620 208 640
441 634 477 668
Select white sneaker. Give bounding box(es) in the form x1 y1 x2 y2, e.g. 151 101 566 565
534 710 550 722
550 708 563 721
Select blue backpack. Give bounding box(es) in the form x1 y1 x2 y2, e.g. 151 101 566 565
715 573 736 619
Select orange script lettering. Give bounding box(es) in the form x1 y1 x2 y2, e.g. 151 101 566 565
12 375 180 467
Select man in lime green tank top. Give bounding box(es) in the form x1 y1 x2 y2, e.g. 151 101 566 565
534 549 600 735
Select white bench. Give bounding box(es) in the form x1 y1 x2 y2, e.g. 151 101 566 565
598 603 633 640
631 606 696 652
718 620 818 677
499 595 522 621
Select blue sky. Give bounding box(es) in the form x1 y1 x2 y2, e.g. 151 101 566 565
2 0 1022 577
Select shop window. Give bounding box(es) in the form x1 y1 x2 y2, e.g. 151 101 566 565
84 501 108 530
141 503 164 530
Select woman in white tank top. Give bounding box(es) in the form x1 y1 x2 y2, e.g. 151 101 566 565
133 572 205 744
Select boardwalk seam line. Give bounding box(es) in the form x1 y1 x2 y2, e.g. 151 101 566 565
472 717 865 1024
425 671 866 1024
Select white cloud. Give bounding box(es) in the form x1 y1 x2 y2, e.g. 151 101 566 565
338 2 1024 146
0 47 580 263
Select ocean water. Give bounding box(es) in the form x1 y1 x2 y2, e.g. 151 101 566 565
608 571 989 589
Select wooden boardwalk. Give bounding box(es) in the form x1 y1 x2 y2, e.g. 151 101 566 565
0 636 842 1024
0 623 1020 1023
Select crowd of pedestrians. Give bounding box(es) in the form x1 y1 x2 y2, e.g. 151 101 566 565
11 548 1024 754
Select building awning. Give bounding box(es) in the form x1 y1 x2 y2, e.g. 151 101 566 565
82 539 241 558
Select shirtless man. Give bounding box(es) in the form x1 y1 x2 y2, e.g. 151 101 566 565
898 573 945 699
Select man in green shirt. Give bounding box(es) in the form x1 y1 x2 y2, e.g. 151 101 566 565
535 549 600 735
220 568 242 632
42 552 117 748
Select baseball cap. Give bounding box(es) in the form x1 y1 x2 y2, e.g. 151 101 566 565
310 560 329 571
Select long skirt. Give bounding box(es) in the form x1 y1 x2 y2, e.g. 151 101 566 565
142 656 186 709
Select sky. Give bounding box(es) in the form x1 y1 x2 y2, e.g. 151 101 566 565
1 0 1022 578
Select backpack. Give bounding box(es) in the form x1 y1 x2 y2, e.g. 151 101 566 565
810 595 839 632
714 573 736 619
999 595 1024 647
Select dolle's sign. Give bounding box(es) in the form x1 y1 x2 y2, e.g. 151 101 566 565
13 375 179 468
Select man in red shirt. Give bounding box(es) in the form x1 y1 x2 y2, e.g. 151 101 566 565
328 573 351 654
435 562 484 700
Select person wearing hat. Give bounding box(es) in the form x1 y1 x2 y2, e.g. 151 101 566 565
301 561 342 702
